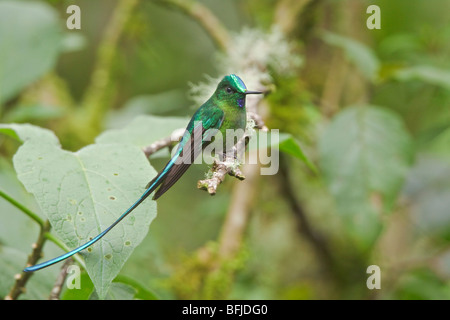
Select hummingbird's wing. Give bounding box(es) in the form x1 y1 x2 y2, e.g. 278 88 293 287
150 107 225 200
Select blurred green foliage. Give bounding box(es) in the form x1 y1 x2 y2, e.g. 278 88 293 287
1 0 450 300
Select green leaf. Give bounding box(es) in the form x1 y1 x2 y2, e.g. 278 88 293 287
0 123 60 145
0 1 63 104
61 272 157 300
393 268 450 300
89 282 136 300
319 106 413 247
4 124 157 298
114 274 159 300
322 32 380 81
278 133 317 174
393 65 450 90
61 271 95 300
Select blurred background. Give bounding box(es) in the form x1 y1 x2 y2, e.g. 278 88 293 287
1 0 450 299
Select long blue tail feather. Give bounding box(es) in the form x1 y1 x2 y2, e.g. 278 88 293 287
23 164 171 273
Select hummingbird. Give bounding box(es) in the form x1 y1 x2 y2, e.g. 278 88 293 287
24 74 262 272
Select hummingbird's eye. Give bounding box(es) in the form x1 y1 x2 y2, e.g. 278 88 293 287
226 87 233 94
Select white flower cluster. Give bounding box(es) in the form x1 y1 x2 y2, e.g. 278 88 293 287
188 26 302 106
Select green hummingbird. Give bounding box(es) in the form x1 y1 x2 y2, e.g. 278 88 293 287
24 74 262 272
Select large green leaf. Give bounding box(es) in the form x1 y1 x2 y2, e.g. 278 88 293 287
0 123 60 145
278 133 317 174
0 1 63 104
3 124 157 298
319 106 413 247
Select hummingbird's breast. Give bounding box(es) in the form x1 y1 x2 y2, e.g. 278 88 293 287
218 104 247 154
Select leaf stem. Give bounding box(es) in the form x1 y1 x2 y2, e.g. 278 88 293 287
0 189 44 228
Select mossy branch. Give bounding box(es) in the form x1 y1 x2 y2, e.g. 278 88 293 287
5 220 50 300
48 258 73 300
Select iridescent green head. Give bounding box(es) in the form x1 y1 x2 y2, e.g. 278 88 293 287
214 74 262 108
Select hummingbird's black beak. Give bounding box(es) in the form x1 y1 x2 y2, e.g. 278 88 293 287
245 90 263 95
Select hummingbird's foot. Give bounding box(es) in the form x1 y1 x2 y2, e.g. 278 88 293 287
198 157 245 195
